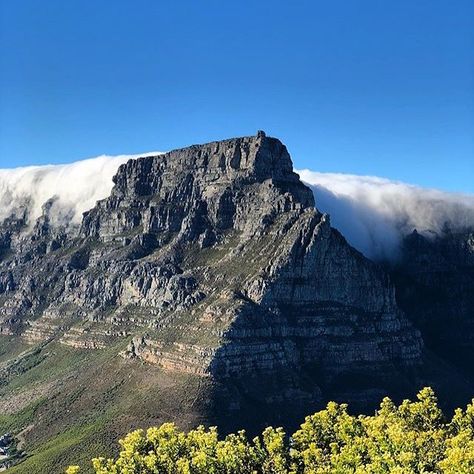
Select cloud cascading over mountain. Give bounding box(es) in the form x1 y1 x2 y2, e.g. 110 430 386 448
298 169 474 260
0 154 472 260
0 152 160 228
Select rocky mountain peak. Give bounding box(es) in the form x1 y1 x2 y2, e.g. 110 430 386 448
110 131 311 197
80 132 314 242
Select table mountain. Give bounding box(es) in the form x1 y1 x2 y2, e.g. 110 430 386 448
0 132 472 471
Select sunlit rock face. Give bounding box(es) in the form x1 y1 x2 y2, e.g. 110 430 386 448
0 132 471 428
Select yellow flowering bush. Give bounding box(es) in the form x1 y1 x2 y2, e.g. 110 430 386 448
68 388 474 473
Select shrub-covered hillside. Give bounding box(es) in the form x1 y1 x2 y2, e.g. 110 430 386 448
67 388 474 474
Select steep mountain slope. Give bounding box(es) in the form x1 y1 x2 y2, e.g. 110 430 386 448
391 229 474 372
0 132 471 472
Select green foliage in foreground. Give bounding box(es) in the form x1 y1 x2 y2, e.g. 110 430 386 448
67 388 474 473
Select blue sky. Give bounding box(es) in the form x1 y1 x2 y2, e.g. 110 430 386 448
0 0 472 192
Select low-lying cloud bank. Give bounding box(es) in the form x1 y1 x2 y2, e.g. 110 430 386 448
0 152 160 228
297 169 474 260
0 153 472 261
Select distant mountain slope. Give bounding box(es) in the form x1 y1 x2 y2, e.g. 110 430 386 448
391 229 474 374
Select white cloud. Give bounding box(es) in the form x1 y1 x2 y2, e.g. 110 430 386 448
0 152 161 229
297 169 474 260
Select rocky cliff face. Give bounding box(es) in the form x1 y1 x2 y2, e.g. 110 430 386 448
0 132 470 433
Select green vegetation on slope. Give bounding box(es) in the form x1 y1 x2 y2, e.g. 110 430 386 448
0 338 212 474
67 388 474 474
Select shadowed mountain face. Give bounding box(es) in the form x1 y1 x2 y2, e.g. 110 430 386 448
0 132 472 470
390 229 474 374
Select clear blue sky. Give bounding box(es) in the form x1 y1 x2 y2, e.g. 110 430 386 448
0 0 472 192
